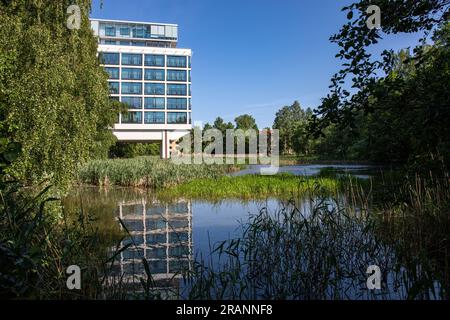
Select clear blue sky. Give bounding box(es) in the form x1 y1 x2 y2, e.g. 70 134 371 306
91 0 423 128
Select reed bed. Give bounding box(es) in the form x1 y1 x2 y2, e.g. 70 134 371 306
77 156 240 188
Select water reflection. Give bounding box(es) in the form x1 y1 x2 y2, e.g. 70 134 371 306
113 198 193 296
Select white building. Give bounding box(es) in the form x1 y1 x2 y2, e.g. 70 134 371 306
91 19 192 158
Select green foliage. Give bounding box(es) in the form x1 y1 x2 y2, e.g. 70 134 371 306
160 174 341 200
307 0 449 168
273 101 313 154
234 114 258 131
109 142 161 158
0 0 118 187
77 156 240 188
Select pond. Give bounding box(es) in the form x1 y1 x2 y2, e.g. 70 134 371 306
64 164 449 300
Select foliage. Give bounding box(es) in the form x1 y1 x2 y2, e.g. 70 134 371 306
160 174 341 200
0 0 118 187
109 142 161 158
77 156 240 188
234 114 258 131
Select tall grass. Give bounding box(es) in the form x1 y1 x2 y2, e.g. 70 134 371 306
160 173 342 200
180 174 450 300
77 156 240 188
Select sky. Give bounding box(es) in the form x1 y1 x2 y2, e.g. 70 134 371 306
90 0 424 128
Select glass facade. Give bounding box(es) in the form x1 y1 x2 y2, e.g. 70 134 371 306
167 70 186 82
145 83 165 95
121 68 142 80
145 97 165 109
109 82 119 94
122 96 142 109
167 98 187 110
144 112 165 124
167 56 186 67
121 111 142 124
100 51 190 125
122 53 142 66
167 84 186 96
167 112 187 124
105 67 119 79
121 82 142 94
144 69 165 81
101 53 119 65
144 54 165 67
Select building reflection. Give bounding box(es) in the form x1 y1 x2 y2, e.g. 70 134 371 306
112 198 193 297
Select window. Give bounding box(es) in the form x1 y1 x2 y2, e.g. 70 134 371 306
104 40 116 45
100 53 119 65
120 27 130 36
122 97 142 109
144 97 165 109
144 112 165 124
105 67 119 79
144 69 165 81
121 68 142 80
145 83 165 95
167 70 187 82
167 98 187 110
189 70 191 82
121 111 142 124
105 26 116 36
167 56 186 67
167 84 186 96
122 53 142 66
132 27 145 38
144 54 164 67
189 98 192 110
120 41 131 46
188 56 191 68
121 82 142 95
167 112 187 124
108 82 119 94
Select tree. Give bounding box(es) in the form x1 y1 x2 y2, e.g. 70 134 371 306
234 114 258 131
273 101 310 154
0 0 119 187
310 0 449 134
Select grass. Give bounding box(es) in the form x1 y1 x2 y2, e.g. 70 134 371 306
77 156 241 188
180 174 450 300
159 173 342 200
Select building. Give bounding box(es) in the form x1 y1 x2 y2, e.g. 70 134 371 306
90 19 192 158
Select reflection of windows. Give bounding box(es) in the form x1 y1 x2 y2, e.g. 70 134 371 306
144 54 164 67
121 82 142 94
144 69 165 81
167 70 186 82
167 112 187 124
121 111 142 124
122 96 142 109
120 27 130 36
167 84 186 96
122 53 142 66
105 26 116 36
104 67 119 79
108 82 119 94
132 27 145 38
100 53 119 65
144 97 165 109
144 111 165 124
121 68 142 80
167 98 187 110
167 55 186 67
145 83 165 95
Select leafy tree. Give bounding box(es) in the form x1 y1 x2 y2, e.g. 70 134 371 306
234 114 258 131
0 0 119 187
273 101 311 154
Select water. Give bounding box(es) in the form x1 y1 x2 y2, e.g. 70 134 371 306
64 164 448 299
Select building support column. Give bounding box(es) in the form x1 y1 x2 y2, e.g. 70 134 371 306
161 130 171 159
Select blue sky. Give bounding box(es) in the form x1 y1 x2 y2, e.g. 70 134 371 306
91 0 423 128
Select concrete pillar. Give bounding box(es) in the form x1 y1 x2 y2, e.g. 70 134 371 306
160 130 171 159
